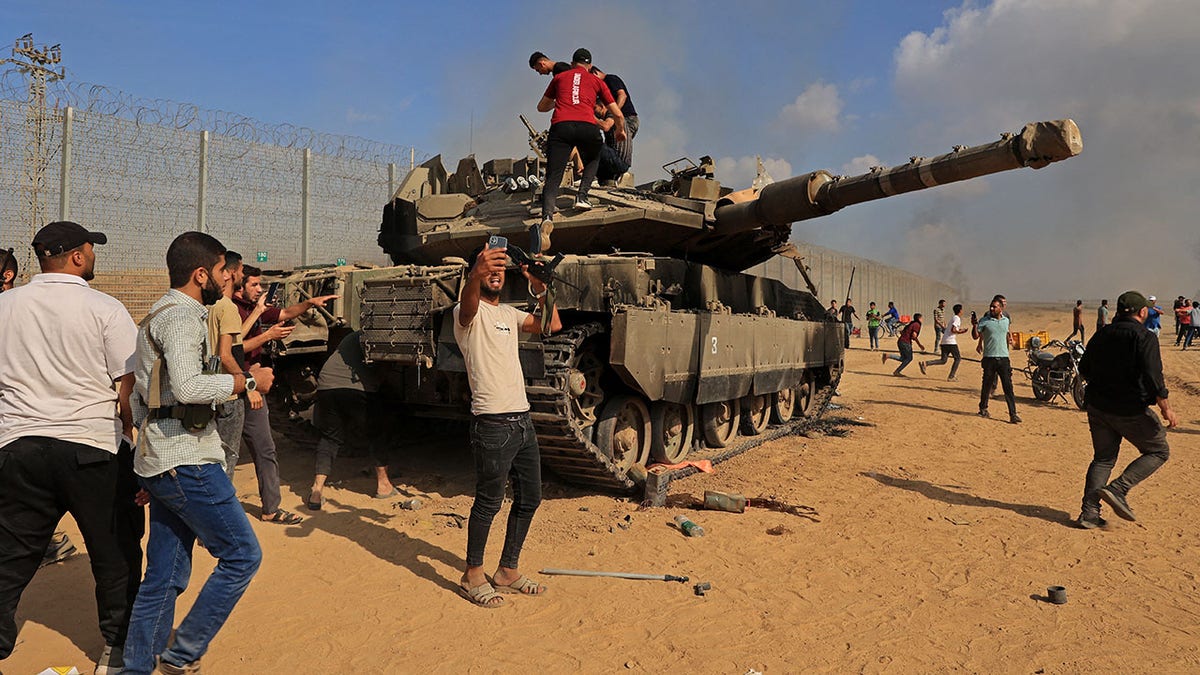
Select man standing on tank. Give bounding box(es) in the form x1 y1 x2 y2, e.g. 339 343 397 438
453 242 560 608
534 48 626 254
1076 291 1175 529
588 64 638 167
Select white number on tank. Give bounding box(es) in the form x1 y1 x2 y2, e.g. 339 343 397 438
711 336 718 354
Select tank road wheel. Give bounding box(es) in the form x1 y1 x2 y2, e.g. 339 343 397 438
770 387 796 423
595 395 652 473
795 373 815 418
570 345 607 430
701 400 740 448
740 394 771 436
650 402 695 464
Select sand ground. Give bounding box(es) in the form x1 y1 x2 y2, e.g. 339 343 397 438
7 303 1200 674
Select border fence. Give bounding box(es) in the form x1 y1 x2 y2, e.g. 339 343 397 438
0 70 427 317
747 243 961 329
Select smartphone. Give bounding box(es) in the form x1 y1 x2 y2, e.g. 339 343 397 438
265 282 280 305
487 235 508 250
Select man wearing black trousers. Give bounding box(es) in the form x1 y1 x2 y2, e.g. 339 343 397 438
0 222 143 674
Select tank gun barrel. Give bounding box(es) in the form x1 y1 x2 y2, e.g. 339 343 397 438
713 119 1082 234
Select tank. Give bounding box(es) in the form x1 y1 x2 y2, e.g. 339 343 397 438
273 119 1082 493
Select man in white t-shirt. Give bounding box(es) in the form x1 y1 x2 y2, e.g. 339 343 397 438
0 222 143 673
452 242 560 608
920 303 968 381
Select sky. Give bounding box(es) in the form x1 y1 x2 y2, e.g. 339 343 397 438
2 0 1198 301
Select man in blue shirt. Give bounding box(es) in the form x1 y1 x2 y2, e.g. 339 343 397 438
1144 295 1162 336
883 301 901 336
973 297 1020 423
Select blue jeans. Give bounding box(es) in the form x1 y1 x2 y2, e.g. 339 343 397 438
123 463 262 674
868 325 880 349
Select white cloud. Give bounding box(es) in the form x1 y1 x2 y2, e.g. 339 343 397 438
840 154 881 176
345 107 383 124
714 156 794 191
778 82 843 132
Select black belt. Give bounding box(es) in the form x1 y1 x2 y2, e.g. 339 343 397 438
474 412 528 424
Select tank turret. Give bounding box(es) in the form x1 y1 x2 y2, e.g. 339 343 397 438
379 120 1081 272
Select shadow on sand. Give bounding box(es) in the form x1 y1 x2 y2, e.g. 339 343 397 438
860 471 1074 526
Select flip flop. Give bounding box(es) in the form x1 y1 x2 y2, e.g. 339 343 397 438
373 488 400 499
306 493 324 511
458 582 506 608
262 510 304 525
489 574 547 595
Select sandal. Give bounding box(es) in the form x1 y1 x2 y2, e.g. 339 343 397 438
489 574 547 595
262 510 304 525
458 582 505 608
373 488 400 499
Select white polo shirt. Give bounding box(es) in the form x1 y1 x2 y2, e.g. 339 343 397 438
0 273 137 454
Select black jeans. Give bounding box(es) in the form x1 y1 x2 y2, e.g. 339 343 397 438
1066 324 1086 343
313 388 393 476
466 413 542 569
1081 406 1169 516
979 356 1017 416
0 437 144 659
924 344 962 379
542 121 603 218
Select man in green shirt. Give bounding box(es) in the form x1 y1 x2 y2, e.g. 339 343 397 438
974 298 1020 423
865 301 882 350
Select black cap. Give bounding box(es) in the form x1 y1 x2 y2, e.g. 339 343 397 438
1116 290 1151 313
32 221 107 257
572 48 592 65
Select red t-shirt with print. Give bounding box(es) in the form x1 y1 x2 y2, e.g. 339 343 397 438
544 67 615 126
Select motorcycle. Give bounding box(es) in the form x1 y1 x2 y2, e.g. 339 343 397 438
1022 336 1086 409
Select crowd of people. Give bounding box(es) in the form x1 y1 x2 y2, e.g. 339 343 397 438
850 291 1179 529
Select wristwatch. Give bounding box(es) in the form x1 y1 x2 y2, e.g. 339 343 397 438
243 371 257 392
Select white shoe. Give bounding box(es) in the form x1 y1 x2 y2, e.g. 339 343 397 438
574 197 593 211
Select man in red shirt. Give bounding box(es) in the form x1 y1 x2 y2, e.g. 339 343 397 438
882 313 926 376
232 266 336 525
534 47 626 253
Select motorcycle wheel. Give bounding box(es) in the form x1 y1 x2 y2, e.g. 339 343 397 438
1072 377 1087 410
1031 370 1054 402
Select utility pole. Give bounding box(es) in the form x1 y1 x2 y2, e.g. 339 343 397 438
1 34 64 276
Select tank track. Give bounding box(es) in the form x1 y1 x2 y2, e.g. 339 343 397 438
526 321 841 495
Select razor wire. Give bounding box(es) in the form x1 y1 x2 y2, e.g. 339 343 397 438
0 70 429 317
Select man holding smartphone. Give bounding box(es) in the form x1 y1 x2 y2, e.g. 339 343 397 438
453 240 560 607
233 265 337 525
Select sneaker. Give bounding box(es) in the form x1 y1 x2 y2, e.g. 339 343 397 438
978 409 990 418
918 362 927 375
1009 413 1022 424
1076 513 1107 529
95 644 124 675
539 218 554 252
40 531 77 568
157 657 202 674
1096 486 1136 521
573 197 593 211
947 376 958 382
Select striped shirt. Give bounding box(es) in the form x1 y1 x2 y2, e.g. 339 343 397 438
131 289 235 477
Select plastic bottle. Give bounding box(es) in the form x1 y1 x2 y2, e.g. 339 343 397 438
673 514 705 537
703 490 747 513
397 498 423 511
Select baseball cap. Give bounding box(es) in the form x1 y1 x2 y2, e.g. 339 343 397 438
572 48 592 65
32 221 107 257
1116 290 1152 313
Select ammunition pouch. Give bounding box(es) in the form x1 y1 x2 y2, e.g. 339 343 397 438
147 404 215 431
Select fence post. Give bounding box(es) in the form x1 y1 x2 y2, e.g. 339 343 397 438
301 147 311 266
197 130 208 232
59 106 72 221
388 162 396 199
